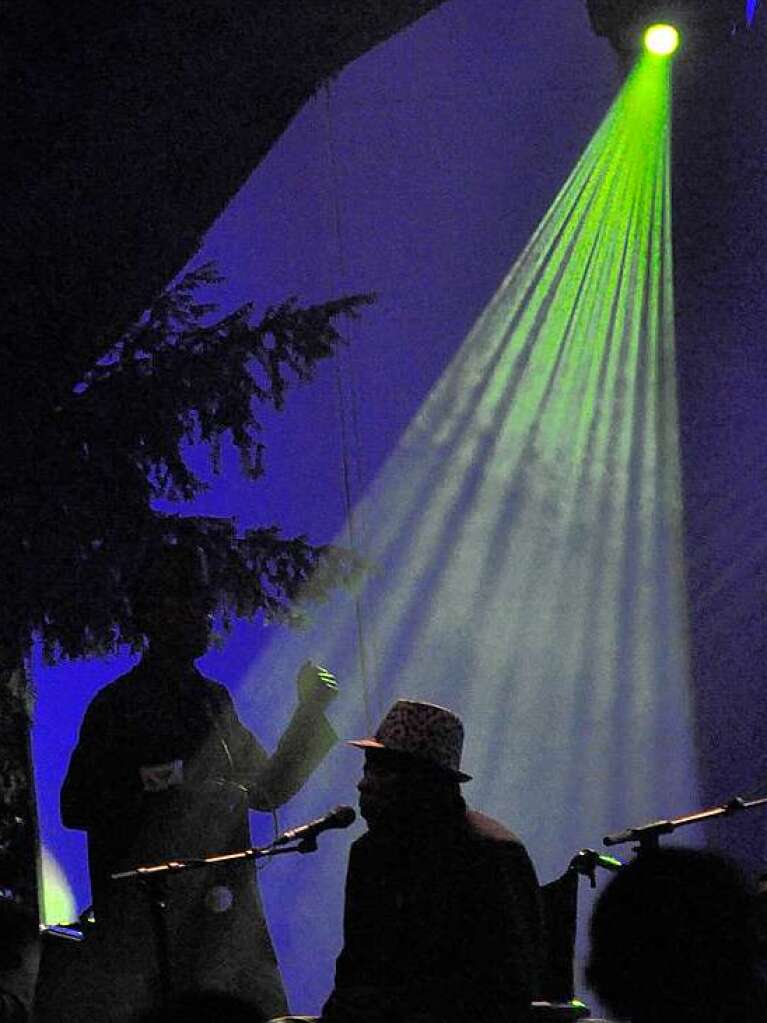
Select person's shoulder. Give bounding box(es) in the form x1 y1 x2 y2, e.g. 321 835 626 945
190 669 227 691
192 672 232 704
347 829 388 862
85 666 142 707
465 807 527 849
350 829 372 853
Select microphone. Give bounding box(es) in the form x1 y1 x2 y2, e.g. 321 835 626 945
273 805 356 847
572 848 623 873
569 848 623 887
603 818 674 847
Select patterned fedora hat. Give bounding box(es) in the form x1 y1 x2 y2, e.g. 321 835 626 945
348 699 472 782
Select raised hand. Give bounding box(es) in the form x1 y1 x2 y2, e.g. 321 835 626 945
296 660 339 706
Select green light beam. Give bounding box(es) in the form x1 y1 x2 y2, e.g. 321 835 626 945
233 52 700 1006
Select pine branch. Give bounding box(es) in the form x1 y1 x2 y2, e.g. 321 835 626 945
73 267 375 494
2 266 375 663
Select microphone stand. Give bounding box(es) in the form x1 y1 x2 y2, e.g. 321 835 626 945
110 835 321 1008
111 835 320 881
603 792 767 852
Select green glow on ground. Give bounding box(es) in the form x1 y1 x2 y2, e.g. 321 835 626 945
41 846 76 925
644 24 680 56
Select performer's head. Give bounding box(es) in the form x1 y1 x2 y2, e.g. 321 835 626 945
132 544 214 661
349 700 471 829
586 846 764 1023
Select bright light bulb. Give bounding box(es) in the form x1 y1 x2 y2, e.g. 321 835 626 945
643 23 680 56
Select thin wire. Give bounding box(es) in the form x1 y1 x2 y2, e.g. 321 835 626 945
321 81 375 734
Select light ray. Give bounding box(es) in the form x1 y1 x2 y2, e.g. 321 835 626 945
236 52 701 1008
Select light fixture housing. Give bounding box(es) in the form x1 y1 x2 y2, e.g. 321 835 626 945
586 0 749 56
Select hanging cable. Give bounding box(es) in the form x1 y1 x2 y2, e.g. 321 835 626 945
321 80 377 734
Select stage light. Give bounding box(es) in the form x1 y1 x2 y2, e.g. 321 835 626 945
644 23 680 54
587 1 749 56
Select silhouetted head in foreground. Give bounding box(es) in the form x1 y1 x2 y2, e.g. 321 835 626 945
586 846 767 1023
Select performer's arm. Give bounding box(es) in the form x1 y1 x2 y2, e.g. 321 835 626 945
218 662 339 811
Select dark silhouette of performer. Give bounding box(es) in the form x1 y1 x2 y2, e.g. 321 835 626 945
586 846 767 1023
136 991 261 1023
0 897 39 1023
61 546 338 1020
321 699 543 1023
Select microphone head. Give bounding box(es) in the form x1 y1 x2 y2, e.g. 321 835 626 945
330 805 356 829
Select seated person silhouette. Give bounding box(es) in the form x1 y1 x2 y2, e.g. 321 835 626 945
321 699 544 1023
